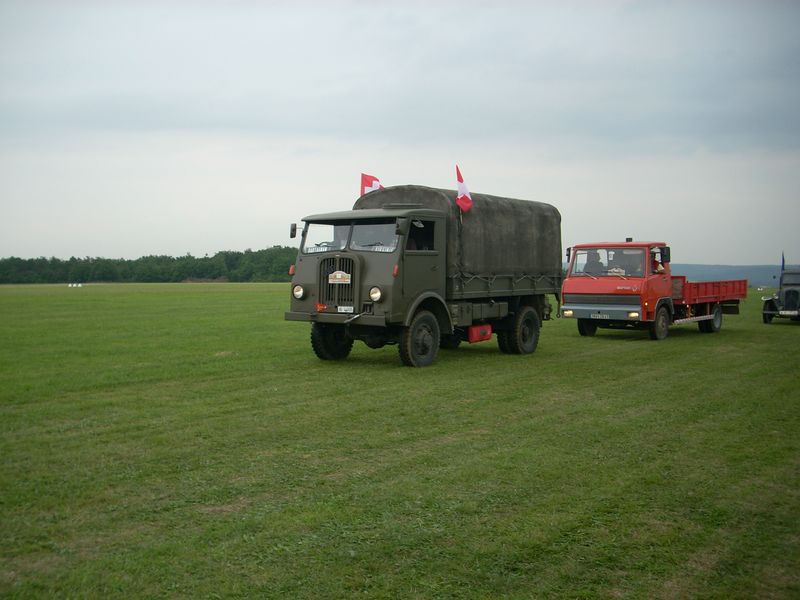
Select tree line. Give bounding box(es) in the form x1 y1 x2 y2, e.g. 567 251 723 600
0 247 298 284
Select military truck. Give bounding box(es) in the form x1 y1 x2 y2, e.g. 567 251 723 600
285 185 562 367
762 268 800 323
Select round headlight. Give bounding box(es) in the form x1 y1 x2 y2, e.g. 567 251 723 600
369 286 382 302
292 285 304 299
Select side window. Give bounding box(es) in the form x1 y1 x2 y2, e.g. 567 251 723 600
406 220 435 251
573 251 588 273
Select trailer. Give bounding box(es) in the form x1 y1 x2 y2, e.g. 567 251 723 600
560 240 747 340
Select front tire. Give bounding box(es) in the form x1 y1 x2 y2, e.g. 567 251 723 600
762 301 775 324
310 323 353 360
648 306 670 340
399 310 440 367
577 319 597 337
508 306 540 354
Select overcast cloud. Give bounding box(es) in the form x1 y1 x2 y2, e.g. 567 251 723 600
1 0 798 264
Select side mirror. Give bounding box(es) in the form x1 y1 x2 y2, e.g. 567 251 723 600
289 223 297 239
566 247 571 262
661 246 671 263
396 217 410 236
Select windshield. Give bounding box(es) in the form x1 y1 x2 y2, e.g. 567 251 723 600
301 220 399 254
570 248 645 277
302 223 349 254
349 220 398 253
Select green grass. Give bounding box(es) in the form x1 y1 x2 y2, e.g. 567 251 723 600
1 283 798 598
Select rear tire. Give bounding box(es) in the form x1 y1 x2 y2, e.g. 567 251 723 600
508 306 540 354
496 330 513 354
310 323 353 360
700 304 722 333
399 310 440 367
648 306 670 340
577 319 597 337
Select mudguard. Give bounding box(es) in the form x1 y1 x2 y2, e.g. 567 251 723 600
403 292 453 334
762 298 778 314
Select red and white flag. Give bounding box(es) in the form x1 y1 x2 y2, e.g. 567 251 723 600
455 165 473 213
360 173 384 196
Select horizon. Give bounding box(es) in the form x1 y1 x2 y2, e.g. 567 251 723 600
1 249 795 270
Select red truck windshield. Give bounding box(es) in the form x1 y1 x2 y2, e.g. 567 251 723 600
570 248 645 278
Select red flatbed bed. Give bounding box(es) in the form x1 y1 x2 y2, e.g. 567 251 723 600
672 277 748 305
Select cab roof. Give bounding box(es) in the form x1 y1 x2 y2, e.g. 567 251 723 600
572 241 666 248
302 207 445 222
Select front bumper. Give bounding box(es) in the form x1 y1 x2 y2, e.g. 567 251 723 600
763 309 800 318
560 303 642 321
285 311 387 326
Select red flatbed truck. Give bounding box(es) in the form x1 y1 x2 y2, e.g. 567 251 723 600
560 240 747 340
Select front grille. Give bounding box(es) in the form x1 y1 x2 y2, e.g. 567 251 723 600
319 256 355 305
563 294 641 306
783 289 799 311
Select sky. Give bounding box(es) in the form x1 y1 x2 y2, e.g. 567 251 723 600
1 0 798 265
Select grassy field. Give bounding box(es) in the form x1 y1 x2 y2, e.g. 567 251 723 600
1 283 798 598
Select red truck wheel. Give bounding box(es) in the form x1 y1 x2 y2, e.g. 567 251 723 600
577 319 597 337
648 306 670 340
699 304 723 333
709 304 722 333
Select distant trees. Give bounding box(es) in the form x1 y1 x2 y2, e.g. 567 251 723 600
0 246 298 284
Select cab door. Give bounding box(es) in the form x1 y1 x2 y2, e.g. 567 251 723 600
647 245 672 308
402 217 445 298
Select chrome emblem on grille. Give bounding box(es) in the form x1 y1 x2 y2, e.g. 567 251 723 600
328 270 351 285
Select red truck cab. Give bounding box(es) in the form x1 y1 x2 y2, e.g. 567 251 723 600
561 240 746 339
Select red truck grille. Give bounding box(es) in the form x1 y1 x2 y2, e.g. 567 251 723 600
563 294 641 305
319 257 355 306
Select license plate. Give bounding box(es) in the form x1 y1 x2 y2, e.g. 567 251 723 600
590 313 610 319
779 310 797 316
337 306 354 314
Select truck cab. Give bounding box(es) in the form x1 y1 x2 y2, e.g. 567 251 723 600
562 240 746 340
561 241 673 337
285 207 451 364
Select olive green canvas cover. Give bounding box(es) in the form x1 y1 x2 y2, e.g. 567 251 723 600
353 185 562 279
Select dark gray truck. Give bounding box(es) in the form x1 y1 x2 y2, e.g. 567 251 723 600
762 268 800 323
285 185 562 367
